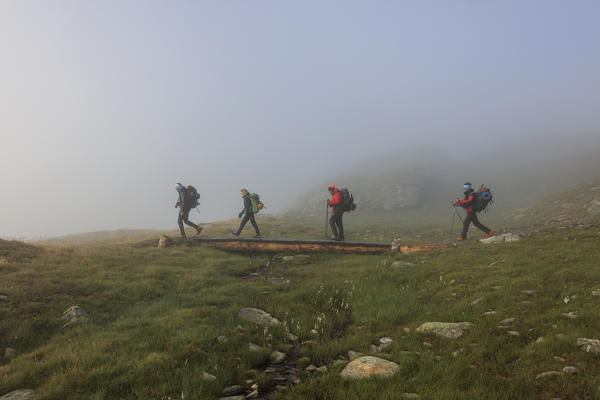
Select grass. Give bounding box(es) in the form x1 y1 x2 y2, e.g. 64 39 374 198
2 224 600 399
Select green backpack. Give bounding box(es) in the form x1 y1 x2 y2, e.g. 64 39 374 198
249 193 264 213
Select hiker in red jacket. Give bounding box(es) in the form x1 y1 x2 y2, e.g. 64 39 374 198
327 185 345 241
453 182 494 241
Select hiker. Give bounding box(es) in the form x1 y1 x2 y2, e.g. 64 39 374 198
327 185 345 241
233 188 261 238
174 183 202 238
452 182 494 241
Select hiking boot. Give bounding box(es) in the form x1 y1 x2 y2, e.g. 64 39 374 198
254 234 262 238
330 236 339 241
196 226 203 235
231 231 239 237
180 234 187 239
484 230 494 238
456 237 466 241
334 236 344 242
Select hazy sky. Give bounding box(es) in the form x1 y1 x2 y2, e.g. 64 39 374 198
1 1 599 238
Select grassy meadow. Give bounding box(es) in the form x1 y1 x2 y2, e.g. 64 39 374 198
2 223 600 399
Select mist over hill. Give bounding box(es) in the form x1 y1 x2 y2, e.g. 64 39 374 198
282 140 600 226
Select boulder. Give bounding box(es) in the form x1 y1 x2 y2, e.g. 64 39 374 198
390 261 417 269
157 235 174 248
270 351 286 364
0 390 35 400
62 305 89 327
248 343 263 353
577 338 600 353
339 356 400 380
4 348 17 359
416 322 473 339
201 371 217 381
238 308 280 326
563 366 578 374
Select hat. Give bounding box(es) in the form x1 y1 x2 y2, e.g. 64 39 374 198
463 182 472 189
328 185 335 191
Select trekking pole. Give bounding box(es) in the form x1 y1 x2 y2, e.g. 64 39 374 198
449 206 456 240
324 200 329 238
453 206 464 223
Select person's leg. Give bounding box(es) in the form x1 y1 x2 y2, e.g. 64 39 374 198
182 209 202 233
461 212 474 239
471 213 491 234
336 213 344 240
249 214 261 236
235 214 250 236
178 212 186 237
329 213 339 238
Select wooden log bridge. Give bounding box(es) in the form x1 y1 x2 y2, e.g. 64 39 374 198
156 236 448 254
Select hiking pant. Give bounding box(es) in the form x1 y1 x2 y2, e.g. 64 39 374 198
236 212 260 236
178 208 199 236
461 211 490 239
329 210 344 239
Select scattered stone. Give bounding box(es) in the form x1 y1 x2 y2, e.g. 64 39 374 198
0 390 36 400
222 385 245 396
563 366 578 374
62 305 89 327
378 337 393 351
577 338 600 353
339 356 400 380
563 296 570 305
508 331 520 336
536 371 564 379
315 365 328 373
248 343 263 352
297 357 310 368
471 297 483 306
562 312 577 320
238 308 280 326
555 333 565 339
348 351 363 360
416 322 473 339
4 348 17 359
246 390 258 399
201 371 216 381
452 348 464 358
535 337 546 344
264 367 277 374
553 356 566 362
217 335 228 343
0 295 9 303
368 344 379 354
333 359 347 367
479 233 521 244
295 254 310 259
282 256 295 262
592 290 600 297
400 394 420 399
305 364 317 372
157 235 174 248
484 311 497 316
403 327 411 333
286 332 298 342
491 286 503 291
448 280 455 285
422 342 433 348
249 383 258 391
270 351 286 364
521 290 535 296
499 317 516 325
391 261 417 268
275 385 288 392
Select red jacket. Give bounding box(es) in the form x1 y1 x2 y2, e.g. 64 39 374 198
456 192 475 213
327 188 344 214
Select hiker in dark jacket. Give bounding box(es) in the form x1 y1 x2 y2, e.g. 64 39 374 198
453 182 494 241
233 188 261 238
175 183 202 238
328 185 344 241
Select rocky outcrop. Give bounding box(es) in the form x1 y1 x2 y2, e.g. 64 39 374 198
238 308 280 326
416 322 473 339
577 338 600 353
62 305 89 327
157 235 174 248
0 390 35 400
339 356 399 380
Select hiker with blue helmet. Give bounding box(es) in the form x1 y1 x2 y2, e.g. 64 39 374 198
175 183 202 238
232 188 261 238
452 182 494 241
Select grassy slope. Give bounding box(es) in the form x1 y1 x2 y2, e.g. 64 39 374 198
2 223 600 399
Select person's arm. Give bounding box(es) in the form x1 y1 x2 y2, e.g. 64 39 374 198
179 190 186 210
456 194 473 207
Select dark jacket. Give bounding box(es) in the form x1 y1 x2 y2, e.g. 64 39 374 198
240 194 253 216
177 189 189 211
456 189 475 213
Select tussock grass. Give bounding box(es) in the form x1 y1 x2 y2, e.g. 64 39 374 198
2 225 600 399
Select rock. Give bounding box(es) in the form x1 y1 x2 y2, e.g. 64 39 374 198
305 364 317 372
217 335 228 343
282 256 295 262
62 305 89 327
348 351 363 360
0 390 35 400
491 286 503 291
562 312 577 320
157 235 174 248
295 254 310 259
471 297 483 306
339 356 400 380
400 394 420 399
201 371 216 381
4 348 17 359
238 308 280 326
270 351 286 364
592 290 600 297
553 356 566 362
248 343 263 352
563 366 578 374
275 385 288 392
484 311 497 316
286 332 298 342
479 233 521 244
379 337 393 345
499 317 516 325
333 359 348 367
391 261 417 268
507 331 520 336
416 322 473 339
422 342 433 348
536 371 564 379
369 344 379 354
535 337 546 344
403 327 411 333
563 296 570 305
0 295 9 303
521 290 535 296
452 348 464 358
250 383 258 390
222 385 245 396
297 357 310 368
577 338 600 353
246 390 258 399
315 365 328 373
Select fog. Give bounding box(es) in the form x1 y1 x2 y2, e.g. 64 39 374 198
1 1 599 238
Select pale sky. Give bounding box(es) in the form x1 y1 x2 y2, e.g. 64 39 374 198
1 1 599 238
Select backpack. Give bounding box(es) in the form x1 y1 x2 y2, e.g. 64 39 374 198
339 188 357 212
249 193 264 213
185 185 201 208
473 186 493 213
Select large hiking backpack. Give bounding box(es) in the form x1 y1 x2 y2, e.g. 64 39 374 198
185 185 201 208
473 186 493 213
339 188 357 212
249 193 264 213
